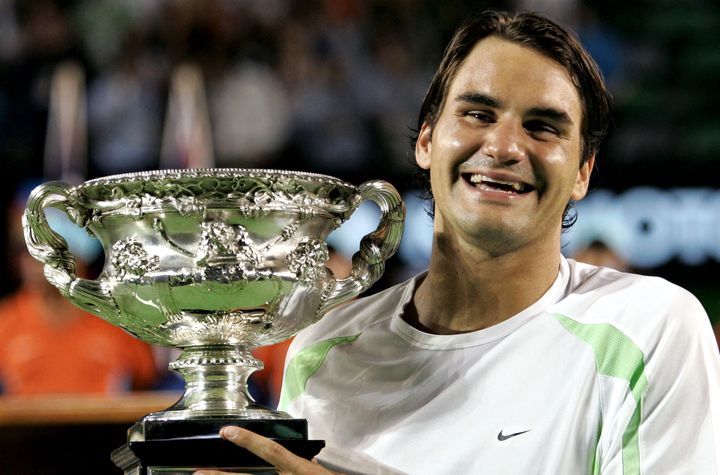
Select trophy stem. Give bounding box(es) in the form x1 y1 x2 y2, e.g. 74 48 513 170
120 344 322 471
159 345 287 419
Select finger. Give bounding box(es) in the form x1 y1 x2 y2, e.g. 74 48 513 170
220 426 312 473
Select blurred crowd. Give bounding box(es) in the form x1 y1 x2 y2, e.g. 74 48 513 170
2 0 453 186
0 0 718 405
0 0 633 190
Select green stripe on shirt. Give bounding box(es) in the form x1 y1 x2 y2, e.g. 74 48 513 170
278 334 360 411
555 314 648 475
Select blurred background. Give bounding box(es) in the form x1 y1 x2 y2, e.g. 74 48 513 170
0 0 719 471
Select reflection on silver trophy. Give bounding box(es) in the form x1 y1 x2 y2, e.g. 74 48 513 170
23 168 404 433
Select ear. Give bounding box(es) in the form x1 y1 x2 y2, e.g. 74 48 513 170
415 122 433 170
571 154 595 201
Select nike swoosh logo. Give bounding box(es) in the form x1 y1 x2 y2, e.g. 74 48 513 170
497 429 531 441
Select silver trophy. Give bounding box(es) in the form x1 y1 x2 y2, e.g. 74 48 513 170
23 168 404 473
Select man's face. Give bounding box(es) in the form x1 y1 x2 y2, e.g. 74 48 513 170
415 36 594 254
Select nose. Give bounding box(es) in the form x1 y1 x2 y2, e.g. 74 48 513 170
480 119 528 164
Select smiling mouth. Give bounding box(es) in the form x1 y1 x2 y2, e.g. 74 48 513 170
463 173 534 194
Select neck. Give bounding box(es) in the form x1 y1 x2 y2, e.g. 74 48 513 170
407 231 561 334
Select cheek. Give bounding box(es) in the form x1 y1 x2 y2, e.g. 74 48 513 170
434 120 471 153
536 143 583 180
429 165 446 192
536 142 572 165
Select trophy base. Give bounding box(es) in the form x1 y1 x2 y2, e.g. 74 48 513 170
111 418 325 475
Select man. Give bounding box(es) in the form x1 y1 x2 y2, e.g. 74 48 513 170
196 10 720 475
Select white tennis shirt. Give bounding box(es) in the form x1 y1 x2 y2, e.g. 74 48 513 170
279 258 720 474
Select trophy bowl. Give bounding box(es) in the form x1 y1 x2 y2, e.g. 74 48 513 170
23 168 404 472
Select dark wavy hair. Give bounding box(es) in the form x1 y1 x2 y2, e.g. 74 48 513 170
412 10 612 229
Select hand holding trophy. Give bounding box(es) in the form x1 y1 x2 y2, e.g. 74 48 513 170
23 168 404 474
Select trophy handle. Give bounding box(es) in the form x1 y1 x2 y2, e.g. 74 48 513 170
318 180 405 315
22 181 119 322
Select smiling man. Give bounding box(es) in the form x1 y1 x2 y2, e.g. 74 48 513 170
198 10 720 475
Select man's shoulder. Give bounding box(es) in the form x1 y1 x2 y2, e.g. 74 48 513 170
557 259 709 349
565 258 694 304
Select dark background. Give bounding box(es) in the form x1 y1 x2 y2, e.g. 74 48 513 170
1 0 719 322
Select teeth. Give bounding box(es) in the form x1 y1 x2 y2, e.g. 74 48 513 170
469 174 525 192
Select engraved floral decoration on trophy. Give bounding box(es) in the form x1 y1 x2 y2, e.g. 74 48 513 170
196 222 261 282
74 170 361 226
287 239 330 283
111 237 159 279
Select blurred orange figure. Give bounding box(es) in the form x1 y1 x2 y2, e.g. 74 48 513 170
0 192 157 395
0 285 158 395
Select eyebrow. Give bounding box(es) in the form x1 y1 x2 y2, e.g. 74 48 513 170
454 92 502 108
454 92 574 126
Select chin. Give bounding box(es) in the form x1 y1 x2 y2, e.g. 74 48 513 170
453 220 522 253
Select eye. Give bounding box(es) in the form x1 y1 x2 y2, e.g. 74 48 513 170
524 120 559 136
465 110 495 123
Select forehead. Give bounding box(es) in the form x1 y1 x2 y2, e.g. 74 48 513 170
447 36 582 121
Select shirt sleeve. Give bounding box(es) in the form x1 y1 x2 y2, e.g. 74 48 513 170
600 289 720 474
